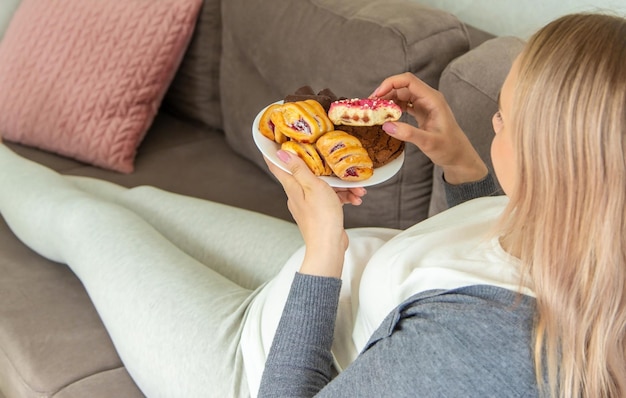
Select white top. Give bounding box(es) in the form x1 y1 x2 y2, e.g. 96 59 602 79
241 196 533 396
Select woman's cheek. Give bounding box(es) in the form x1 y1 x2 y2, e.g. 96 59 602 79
491 131 516 196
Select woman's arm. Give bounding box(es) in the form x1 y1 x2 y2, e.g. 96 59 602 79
257 273 341 397
444 173 502 208
259 152 357 396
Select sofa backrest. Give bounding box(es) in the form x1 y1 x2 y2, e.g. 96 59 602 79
159 0 513 229
162 0 223 130
219 0 474 228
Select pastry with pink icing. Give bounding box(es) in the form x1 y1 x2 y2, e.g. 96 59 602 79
327 98 402 126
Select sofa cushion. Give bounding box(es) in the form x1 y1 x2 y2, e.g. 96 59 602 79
0 217 129 398
220 0 471 228
0 0 202 173
163 0 223 129
429 36 525 216
53 368 144 398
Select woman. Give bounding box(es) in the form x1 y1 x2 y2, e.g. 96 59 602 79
0 12 624 398
259 12 626 397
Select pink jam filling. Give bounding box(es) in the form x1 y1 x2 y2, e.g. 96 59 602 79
344 167 358 177
330 143 345 153
290 118 311 134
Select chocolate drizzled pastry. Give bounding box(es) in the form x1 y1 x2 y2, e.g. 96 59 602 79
335 124 405 168
284 86 341 112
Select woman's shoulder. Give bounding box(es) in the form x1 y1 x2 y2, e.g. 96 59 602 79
335 286 539 397
368 285 535 347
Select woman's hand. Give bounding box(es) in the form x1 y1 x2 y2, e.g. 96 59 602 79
333 186 367 207
372 72 488 185
265 151 365 278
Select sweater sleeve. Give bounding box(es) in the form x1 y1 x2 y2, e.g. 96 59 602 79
444 172 502 208
258 272 342 398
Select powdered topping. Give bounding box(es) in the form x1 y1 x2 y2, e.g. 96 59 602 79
290 118 312 134
328 98 402 126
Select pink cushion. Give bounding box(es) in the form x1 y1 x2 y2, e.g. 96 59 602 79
0 0 202 173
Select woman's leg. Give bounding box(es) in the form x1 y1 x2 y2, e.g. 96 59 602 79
0 144 301 397
66 176 303 290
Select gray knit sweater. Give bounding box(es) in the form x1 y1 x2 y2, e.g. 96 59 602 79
258 175 539 397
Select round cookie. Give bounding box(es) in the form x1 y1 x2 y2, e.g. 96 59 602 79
335 124 405 168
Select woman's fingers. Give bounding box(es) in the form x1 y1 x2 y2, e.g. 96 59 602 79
266 151 318 197
370 72 449 129
371 73 436 105
264 155 300 197
266 152 368 207
334 187 367 206
382 121 454 166
275 150 316 184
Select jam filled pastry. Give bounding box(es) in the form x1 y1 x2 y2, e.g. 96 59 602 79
281 141 332 176
328 98 401 126
258 103 288 143
316 130 374 181
271 100 334 143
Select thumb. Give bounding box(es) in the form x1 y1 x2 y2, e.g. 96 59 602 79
276 149 319 187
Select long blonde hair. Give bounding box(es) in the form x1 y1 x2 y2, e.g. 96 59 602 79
498 13 626 397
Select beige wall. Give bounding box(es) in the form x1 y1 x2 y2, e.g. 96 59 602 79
414 0 626 38
3 0 625 42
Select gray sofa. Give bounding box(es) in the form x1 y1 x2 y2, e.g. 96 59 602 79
0 0 523 396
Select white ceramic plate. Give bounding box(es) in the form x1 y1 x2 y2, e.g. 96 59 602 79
252 101 404 188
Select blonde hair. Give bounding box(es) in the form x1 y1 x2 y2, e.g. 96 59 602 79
498 13 626 397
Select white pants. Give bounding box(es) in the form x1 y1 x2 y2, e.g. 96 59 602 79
0 144 304 397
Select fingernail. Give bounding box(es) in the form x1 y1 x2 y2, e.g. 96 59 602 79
370 86 381 97
383 122 397 135
277 150 291 163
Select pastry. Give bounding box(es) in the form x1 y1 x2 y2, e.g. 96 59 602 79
316 130 374 181
259 91 404 181
281 141 331 176
328 98 402 126
271 100 333 143
258 103 288 144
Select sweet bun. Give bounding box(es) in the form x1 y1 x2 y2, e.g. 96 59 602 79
258 103 287 143
271 101 333 143
328 98 401 126
316 130 374 181
281 141 331 176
